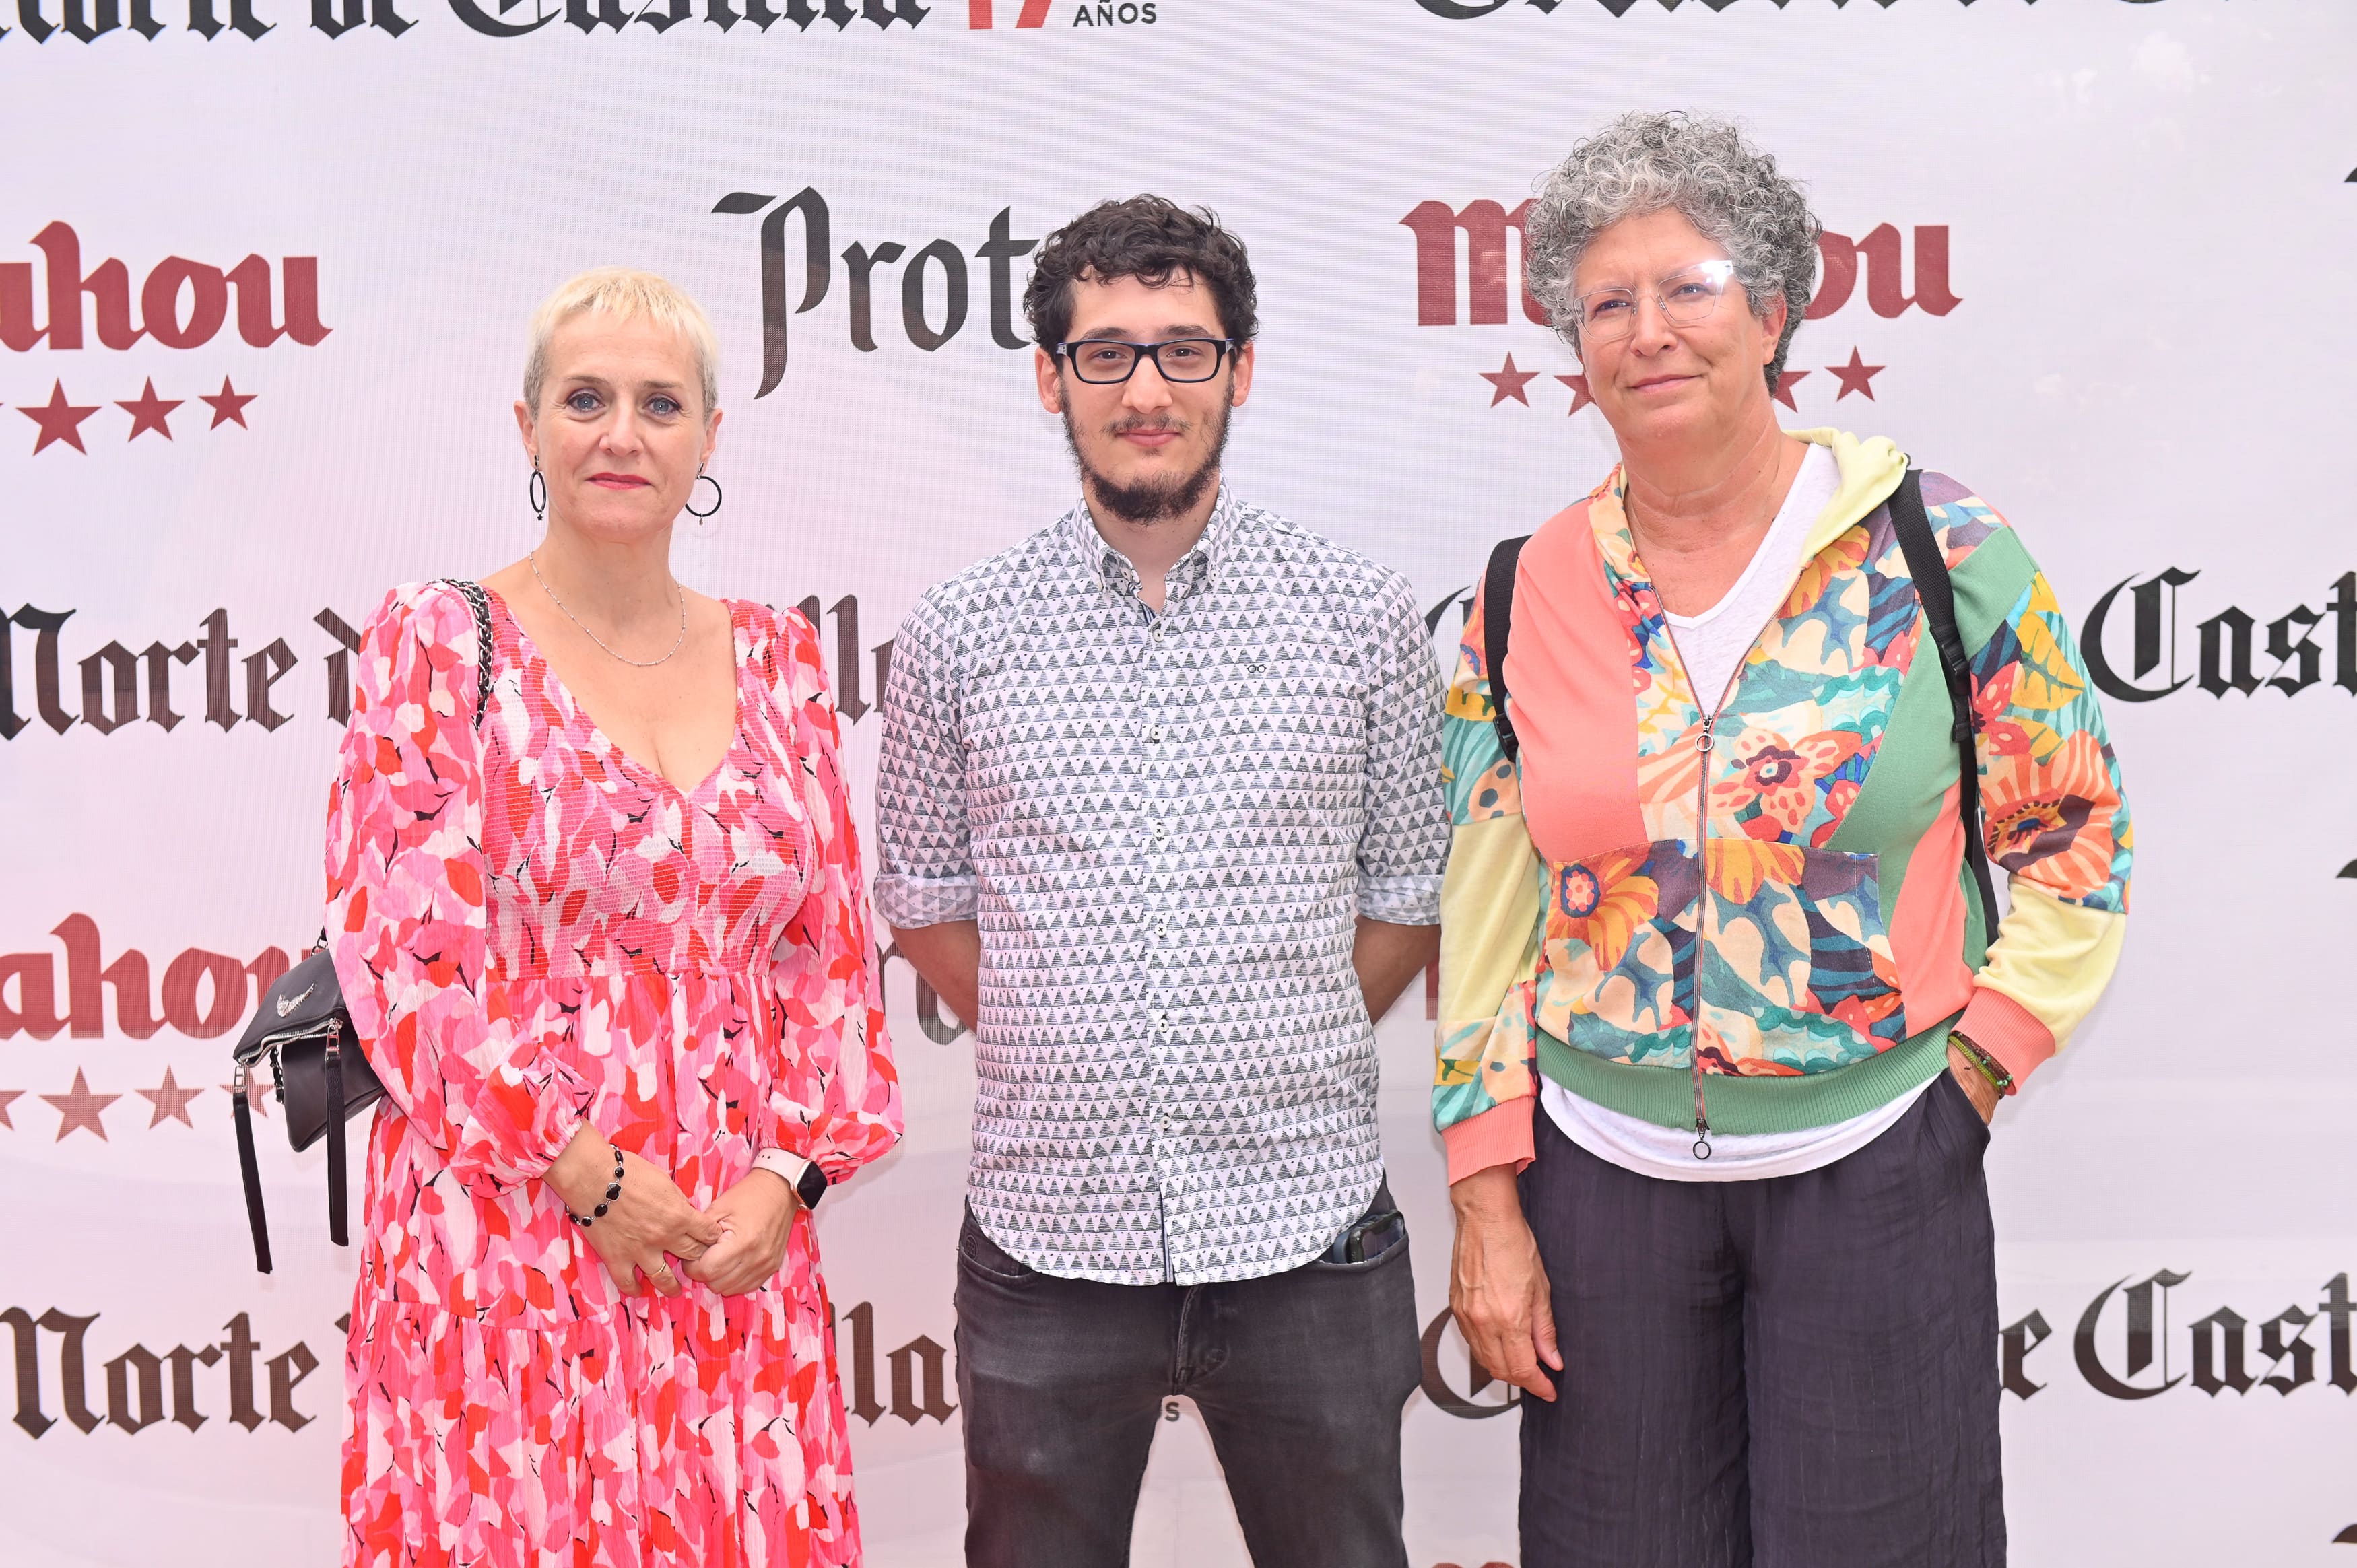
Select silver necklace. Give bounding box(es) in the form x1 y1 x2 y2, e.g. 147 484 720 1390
529 550 688 669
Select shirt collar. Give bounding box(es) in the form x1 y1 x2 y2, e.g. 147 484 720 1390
1063 482 1241 607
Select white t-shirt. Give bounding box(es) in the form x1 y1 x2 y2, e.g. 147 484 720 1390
1538 444 1934 1181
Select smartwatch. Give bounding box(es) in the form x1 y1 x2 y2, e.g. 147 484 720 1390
752 1149 830 1211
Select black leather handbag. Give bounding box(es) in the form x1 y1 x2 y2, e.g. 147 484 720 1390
228 578 495 1274
231 947 381 1270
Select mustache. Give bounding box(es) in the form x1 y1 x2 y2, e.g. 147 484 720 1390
1106 417 1188 436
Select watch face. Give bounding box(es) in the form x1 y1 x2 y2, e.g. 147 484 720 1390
796 1164 828 1209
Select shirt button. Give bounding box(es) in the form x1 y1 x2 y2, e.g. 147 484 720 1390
1148 724 1164 744
1151 623 1165 642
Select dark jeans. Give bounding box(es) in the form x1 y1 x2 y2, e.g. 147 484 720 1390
953 1185 1422 1568
1518 1071 2005 1568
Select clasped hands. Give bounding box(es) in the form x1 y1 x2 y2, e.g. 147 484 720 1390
546 1129 798 1300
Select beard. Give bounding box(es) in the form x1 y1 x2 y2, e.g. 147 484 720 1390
1063 394 1233 526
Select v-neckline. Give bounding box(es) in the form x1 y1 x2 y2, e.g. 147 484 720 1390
482 585 748 801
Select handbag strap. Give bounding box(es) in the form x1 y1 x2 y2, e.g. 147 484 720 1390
1482 535 1533 763
1885 469 2003 942
325 1033 351 1248
440 578 496 732
233 1066 273 1274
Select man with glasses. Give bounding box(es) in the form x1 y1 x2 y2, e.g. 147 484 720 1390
875 196 1447 1567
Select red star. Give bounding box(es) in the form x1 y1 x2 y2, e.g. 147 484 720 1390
117 378 185 440
1824 348 1884 401
1480 353 1540 407
42 1068 120 1142
201 376 258 430
1771 369 1811 412
0 1088 20 1130
1556 372 1595 417
20 380 99 454
137 1066 205 1128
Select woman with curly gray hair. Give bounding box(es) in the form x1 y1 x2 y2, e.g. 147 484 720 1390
1433 113 2133 1565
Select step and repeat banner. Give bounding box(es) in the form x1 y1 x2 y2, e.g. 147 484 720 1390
3 1 2353 1563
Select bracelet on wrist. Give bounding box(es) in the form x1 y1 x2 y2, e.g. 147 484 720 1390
1952 1031 2014 1097
568 1147 626 1228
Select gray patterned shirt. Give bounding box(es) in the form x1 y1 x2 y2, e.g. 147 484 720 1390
873 487 1448 1285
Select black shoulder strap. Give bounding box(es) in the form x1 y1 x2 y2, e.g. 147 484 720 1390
1483 535 1532 763
1885 470 2002 941
440 579 496 732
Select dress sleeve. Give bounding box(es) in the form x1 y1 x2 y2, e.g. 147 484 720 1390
1355 570 1449 924
324 584 595 1199
760 608 904 1184
1952 559 2133 1089
1432 578 1548 1184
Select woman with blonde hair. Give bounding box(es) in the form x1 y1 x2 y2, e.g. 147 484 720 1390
326 267 902 1567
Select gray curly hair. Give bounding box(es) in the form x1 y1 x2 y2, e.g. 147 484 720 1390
1524 112 1821 393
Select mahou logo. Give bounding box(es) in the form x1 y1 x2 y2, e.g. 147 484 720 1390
1402 197 1957 415
0 224 327 353
2 223 327 454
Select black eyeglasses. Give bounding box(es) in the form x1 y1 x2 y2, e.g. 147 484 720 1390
1056 337 1239 385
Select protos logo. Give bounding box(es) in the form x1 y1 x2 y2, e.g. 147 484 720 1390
712 189 1039 394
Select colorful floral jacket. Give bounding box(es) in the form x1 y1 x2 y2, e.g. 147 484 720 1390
1433 430 2132 1181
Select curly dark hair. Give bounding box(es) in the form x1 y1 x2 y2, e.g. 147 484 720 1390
1023 195 1259 353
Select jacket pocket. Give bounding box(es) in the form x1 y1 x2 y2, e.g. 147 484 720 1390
1533 841 1699 1064
1698 841 1903 1072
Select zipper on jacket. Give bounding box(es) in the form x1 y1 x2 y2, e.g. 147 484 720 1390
1658 618 1739 1164
1687 699 1720 1160
1636 454 1859 1161
1659 591 1795 1160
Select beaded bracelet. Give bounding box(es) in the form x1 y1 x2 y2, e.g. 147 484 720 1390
569 1148 626 1228
1951 1031 2015 1097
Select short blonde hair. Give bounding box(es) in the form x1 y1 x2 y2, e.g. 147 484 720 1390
523 267 721 417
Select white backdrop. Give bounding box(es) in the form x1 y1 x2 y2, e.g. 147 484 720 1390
3 2 2355 1564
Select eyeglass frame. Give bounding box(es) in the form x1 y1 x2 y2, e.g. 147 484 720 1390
1053 336 1242 386
1571 259 1744 345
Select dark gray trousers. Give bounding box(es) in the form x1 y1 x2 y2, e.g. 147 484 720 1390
1518 1070 2006 1568
953 1189 1422 1568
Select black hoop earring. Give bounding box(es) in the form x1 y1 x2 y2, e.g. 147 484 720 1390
684 472 723 526
528 467 547 521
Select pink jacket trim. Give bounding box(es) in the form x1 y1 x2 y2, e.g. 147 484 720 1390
1442 1098 1536 1184
1956 985 2056 1090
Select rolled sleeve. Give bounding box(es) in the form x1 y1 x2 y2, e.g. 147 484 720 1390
873 871 978 928
1358 872 1444 925
1355 573 1449 926
875 594 977 930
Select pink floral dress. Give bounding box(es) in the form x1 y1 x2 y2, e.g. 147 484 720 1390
324 582 902 1568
